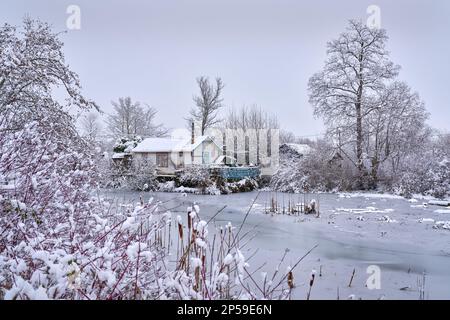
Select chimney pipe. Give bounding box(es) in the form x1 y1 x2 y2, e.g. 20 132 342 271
191 121 195 144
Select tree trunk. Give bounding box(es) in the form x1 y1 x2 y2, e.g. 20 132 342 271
355 47 365 189
370 157 379 189
355 100 364 188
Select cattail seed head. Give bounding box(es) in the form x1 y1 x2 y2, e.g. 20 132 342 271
287 271 294 289
178 222 183 239
187 211 192 230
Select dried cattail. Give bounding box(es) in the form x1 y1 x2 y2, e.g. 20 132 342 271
309 274 315 287
287 271 294 289
187 210 192 230
306 270 316 300
178 222 183 240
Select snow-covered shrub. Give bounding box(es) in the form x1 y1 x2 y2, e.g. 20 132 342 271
156 182 221 195
0 118 97 218
176 168 259 195
97 160 122 189
271 141 354 193
0 195 170 299
176 166 213 190
126 159 158 191
394 156 450 199
112 136 142 153
97 158 157 191
218 178 259 194
157 181 176 192
434 221 450 231
390 133 449 198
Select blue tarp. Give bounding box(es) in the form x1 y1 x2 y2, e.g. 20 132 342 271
212 167 260 180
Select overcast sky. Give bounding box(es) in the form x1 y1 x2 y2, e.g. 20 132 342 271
1 0 449 137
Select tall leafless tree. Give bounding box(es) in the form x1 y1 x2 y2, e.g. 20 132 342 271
279 130 297 144
225 104 278 131
189 76 224 135
365 81 428 186
279 130 316 146
225 104 279 164
107 97 168 138
80 112 102 141
308 20 399 188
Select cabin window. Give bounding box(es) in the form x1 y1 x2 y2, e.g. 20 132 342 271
156 153 168 167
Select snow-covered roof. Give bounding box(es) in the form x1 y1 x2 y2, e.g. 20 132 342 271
132 136 221 153
282 143 312 155
182 136 221 152
132 138 189 153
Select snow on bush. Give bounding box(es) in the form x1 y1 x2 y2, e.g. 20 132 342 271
394 156 450 199
219 178 259 194
126 159 158 191
174 167 258 195
433 221 450 231
112 136 143 153
271 141 355 193
0 196 169 299
176 165 213 190
98 158 158 191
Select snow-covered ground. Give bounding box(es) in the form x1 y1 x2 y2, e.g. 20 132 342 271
102 190 450 300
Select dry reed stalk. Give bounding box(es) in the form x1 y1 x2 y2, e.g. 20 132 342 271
348 268 356 287
306 271 315 300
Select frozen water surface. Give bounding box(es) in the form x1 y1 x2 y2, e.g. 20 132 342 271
102 190 450 300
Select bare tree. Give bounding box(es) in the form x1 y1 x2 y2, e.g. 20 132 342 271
225 105 278 131
189 77 224 135
225 105 249 130
308 20 399 188
80 112 102 141
279 130 317 146
225 104 278 164
247 105 278 164
107 97 168 138
366 81 428 186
